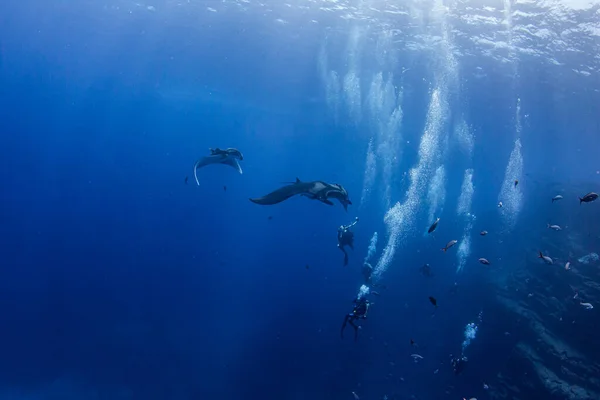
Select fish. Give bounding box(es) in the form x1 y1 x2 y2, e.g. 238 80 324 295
514 179 519 187
547 224 561 231
351 391 360 400
498 201 503 208
480 230 488 236
579 192 598 204
551 195 563 203
428 218 440 234
223 185 227 191
580 302 593 310
565 262 571 270
249 178 352 210
184 176 188 185
478 258 491 265
441 240 458 252
428 296 438 316
410 354 424 360
410 338 416 346
538 251 553 265
193 153 243 185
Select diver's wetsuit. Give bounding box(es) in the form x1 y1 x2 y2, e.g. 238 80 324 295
341 297 370 341
338 217 359 266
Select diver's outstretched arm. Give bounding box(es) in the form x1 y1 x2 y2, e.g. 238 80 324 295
343 217 359 230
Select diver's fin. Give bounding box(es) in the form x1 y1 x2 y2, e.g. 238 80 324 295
295 177 301 183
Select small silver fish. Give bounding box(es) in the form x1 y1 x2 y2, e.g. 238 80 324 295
351 391 360 400
498 201 503 208
565 262 571 271
478 258 491 265
480 230 488 236
547 224 561 231
538 251 553 264
441 240 458 252
580 302 593 310
551 195 563 203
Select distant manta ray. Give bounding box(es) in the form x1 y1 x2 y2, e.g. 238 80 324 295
193 154 243 185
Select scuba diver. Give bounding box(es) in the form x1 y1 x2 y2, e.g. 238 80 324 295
341 296 370 341
451 355 468 375
338 217 359 266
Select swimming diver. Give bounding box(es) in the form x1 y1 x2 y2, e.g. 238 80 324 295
338 217 359 266
341 296 370 341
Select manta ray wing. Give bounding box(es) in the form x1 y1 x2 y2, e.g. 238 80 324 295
249 182 314 205
193 155 243 186
221 157 243 174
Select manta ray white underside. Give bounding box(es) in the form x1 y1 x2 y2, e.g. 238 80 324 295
193 155 243 185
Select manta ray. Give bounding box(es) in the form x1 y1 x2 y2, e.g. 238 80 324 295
193 148 243 185
249 178 352 210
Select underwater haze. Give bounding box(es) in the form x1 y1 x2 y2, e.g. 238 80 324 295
1 0 600 399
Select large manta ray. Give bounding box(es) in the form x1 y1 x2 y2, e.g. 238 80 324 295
193 148 243 185
249 178 352 210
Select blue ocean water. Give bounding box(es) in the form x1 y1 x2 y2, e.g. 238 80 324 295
1 1 600 399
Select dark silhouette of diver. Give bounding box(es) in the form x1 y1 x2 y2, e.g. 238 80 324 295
341 296 370 341
338 217 359 266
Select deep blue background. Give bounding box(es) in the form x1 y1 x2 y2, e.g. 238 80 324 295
1 1 599 399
